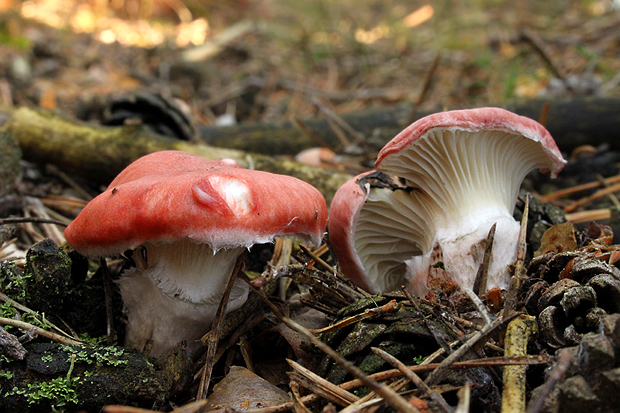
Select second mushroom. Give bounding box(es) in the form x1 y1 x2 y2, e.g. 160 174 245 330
329 108 566 296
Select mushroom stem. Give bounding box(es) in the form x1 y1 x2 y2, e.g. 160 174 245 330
406 206 519 296
117 241 248 356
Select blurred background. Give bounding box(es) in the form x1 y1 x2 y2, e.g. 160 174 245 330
0 0 618 127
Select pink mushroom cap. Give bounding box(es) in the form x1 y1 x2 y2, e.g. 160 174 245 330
376 107 565 176
65 150 328 257
328 171 377 293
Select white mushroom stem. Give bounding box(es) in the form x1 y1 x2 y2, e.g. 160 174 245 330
406 205 520 296
117 240 248 357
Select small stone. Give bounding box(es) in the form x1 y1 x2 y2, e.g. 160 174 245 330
204 366 291 412
552 346 581 379
598 368 620 409
529 383 560 413
558 375 600 413
600 313 620 349
578 332 615 376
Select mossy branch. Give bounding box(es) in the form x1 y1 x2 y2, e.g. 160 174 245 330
5 107 351 202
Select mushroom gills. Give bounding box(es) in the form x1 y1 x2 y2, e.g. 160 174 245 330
354 185 433 292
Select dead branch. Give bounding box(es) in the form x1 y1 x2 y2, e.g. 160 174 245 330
198 97 620 155
4 107 351 202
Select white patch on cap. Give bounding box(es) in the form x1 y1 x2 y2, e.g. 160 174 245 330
220 158 239 167
209 176 254 217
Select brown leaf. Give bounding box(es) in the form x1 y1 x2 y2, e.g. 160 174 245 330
535 222 577 257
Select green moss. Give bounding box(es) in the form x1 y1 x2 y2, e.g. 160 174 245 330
0 261 29 302
413 355 425 364
60 345 129 367
0 301 18 319
0 370 13 379
5 354 81 407
336 294 387 318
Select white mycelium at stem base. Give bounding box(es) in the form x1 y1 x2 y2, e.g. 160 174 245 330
118 241 248 356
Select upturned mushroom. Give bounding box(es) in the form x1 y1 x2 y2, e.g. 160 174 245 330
329 108 566 296
65 150 328 356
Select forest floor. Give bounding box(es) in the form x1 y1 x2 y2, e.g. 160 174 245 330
1 1 620 412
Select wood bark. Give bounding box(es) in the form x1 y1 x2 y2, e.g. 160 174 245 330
199 97 620 155
5 108 351 202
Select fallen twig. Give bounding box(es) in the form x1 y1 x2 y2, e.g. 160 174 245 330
520 28 567 82
0 326 27 360
502 315 537 412
287 359 359 407
565 208 611 223
308 299 398 334
404 51 441 126
99 258 115 345
455 382 471 413
0 292 85 343
526 348 573 413
424 310 522 387
243 273 419 413
196 255 244 399
0 317 85 346
0 217 69 227
539 174 620 202
104 400 208 413
473 223 496 296
563 182 620 213
244 355 552 413
504 194 530 318
372 346 453 413
298 243 335 273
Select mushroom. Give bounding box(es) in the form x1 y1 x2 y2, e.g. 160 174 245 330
65 150 328 356
329 108 566 296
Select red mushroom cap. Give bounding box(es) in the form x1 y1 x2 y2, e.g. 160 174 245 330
376 107 565 177
65 150 328 257
328 171 376 293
